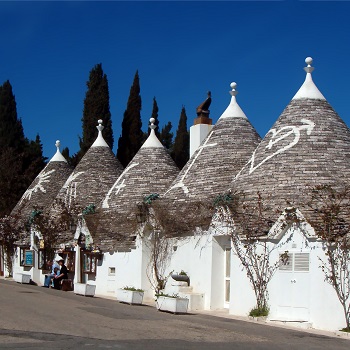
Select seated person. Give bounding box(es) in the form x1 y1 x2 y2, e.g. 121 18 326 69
44 260 60 287
50 267 60 288
53 258 68 290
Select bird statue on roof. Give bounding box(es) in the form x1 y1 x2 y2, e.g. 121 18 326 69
196 91 212 117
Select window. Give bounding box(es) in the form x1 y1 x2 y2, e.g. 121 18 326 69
82 251 97 274
19 248 26 266
38 249 47 270
279 252 309 272
108 267 116 276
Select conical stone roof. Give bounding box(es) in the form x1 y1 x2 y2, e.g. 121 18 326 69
92 118 179 250
11 140 72 221
161 83 261 234
54 120 123 212
165 83 261 202
230 57 350 219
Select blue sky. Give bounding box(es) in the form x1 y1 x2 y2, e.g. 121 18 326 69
1 1 350 159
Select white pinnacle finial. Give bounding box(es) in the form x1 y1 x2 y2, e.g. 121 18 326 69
50 140 67 163
97 119 104 132
292 57 325 100
229 82 238 97
304 57 314 74
141 117 163 148
149 117 156 130
218 81 247 120
91 119 109 148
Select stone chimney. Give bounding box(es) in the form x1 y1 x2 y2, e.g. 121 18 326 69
190 91 213 157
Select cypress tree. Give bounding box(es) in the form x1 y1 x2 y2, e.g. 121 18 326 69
171 106 189 169
22 135 47 185
76 63 113 164
0 81 46 216
0 81 25 151
159 121 173 151
117 71 143 167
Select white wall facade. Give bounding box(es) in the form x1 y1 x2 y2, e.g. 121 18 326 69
229 223 348 331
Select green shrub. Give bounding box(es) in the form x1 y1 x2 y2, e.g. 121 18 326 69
249 306 269 317
122 286 144 292
155 292 179 299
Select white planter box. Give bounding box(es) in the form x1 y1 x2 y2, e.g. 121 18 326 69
14 273 31 284
156 296 189 314
74 283 96 297
117 289 144 305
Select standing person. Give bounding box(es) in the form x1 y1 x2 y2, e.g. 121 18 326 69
43 259 60 288
53 257 68 290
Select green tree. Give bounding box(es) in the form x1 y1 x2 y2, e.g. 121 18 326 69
0 80 25 151
0 81 47 216
171 106 189 169
117 71 143 167
159 121 173 151
75 63 113 164
22 135 47 187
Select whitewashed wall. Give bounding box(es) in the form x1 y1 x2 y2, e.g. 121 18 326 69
92 237 153 301
229 224 348 331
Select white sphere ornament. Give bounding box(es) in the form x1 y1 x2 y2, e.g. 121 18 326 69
305 57 313 65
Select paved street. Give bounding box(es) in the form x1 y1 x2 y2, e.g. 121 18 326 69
0 279 349 349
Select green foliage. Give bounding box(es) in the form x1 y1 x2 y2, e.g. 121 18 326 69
122 286 144 292
155 292 179 299
75 63 113 164
171 106 189 169
28 209 43 226
82 204 96 216
117 71 143 167
249 305 269 317
0 80 25 151
179 270 187 276
0 80 46 216
340 327 350 333
159 121 173 151
213 193 235 207
143 193 160 205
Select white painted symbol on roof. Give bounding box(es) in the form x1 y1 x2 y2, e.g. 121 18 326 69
62 171 84 208
165 131 217 195
234 119 315 180
19 169 56 204
102 162 139 208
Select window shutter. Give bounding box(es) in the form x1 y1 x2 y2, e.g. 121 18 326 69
294 253 310 272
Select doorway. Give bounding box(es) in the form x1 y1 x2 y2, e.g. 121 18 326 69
276 252 310 321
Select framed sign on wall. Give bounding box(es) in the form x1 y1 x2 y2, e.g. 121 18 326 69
24 250 34 267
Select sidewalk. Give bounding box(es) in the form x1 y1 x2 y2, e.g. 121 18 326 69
194 308 350 341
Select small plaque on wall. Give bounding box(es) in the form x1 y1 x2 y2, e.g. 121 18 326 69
24 250 34 267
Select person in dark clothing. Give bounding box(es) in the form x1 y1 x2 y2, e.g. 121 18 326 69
53 258 68 290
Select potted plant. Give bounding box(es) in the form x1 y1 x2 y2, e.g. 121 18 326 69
171 270 190 286
156 292 189 314
117 286 144 305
